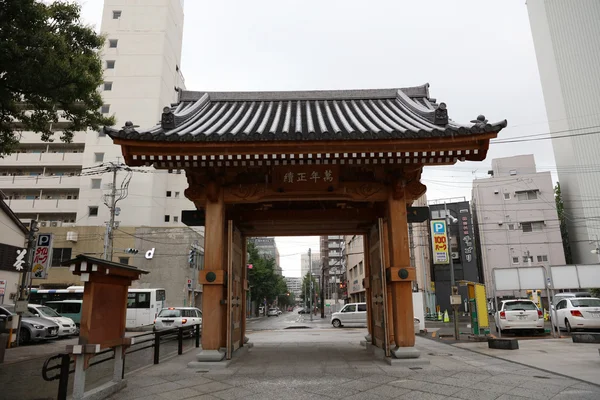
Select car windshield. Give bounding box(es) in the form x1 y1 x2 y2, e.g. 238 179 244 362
37 306 61 318
158 309 181 318
269 309 277 312
504 301 537 311
571 299 600 307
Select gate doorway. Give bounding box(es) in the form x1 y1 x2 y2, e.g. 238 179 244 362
108 84 506 361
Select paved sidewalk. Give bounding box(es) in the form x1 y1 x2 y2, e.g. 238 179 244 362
454 338 600 385
107 329 600 400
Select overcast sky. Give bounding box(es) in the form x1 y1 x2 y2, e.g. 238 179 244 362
76 0 555 276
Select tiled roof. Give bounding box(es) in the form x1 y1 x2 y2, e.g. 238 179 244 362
105 84 507 142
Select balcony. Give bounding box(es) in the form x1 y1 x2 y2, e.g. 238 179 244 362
0 175 81 189
6 199 79 213
1 152 83 166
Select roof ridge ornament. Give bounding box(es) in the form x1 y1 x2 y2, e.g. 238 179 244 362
122 121 139 134
162 106 175 129
433 103 448 126
470 115 488 127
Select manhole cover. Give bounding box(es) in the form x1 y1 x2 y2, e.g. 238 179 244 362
284 326 311 329
428 352 453 356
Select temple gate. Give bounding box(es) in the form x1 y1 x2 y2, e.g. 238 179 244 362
107 84 506 361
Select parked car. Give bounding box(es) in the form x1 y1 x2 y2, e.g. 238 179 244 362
331 303 367 328
297 308 309 314
45 300 83 328
495 299 544 335
267 308 279 317
28 304 77 337
553 297 600 333
154 307 202 332
0 305 59 345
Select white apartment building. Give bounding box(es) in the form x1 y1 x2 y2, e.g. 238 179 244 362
527 0 600 264
472 155 566 298
284 276 302 299
300 251 320 279
0 0 193 228
345 235 365 303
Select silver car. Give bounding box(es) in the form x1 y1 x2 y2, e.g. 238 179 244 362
0 305 59 345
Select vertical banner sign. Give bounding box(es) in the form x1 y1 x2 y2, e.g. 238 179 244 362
0 279 6 297
32 234 54 279
430 220 449 264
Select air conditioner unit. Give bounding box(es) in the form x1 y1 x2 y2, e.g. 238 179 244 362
494 189 499 194
66 231 78 242
498 221 503 225
40 221 47 227
50 221 59 227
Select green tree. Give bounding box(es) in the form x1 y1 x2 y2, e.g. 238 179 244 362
247 241 288 315
300 272 320 308
0 0 114 156
555 182 573 264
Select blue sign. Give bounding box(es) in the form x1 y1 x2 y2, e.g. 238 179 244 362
432 221 446 234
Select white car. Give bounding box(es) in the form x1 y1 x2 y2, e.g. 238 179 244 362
28 304 77 337
495 299 544 335
553 297 600 333
154 307 202 331
267 308 279 317
331 303 367 328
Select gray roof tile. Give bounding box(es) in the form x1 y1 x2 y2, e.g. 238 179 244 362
105 84 506 142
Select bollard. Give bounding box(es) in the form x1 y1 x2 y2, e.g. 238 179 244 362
153 332 160 364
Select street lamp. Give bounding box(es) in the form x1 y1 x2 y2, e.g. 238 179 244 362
445 203 460 340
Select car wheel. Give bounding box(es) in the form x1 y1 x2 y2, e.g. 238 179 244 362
565 319 572 333
332 319 342 328
19 328 31 345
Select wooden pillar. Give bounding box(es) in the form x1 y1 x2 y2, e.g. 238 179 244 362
241 235 247 345
382 221 395 346
362 234 373 341
387 186 416 348
201 183 226 350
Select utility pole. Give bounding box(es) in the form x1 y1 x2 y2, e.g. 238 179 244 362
445 202 460 341
320 263 325 318
15 220 38 346
102 162 132 261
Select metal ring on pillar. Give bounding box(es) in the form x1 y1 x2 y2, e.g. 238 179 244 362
206 272 217 283
398 269 409 280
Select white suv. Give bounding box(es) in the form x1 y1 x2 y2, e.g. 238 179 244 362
495 299 544 335
154 307 202 332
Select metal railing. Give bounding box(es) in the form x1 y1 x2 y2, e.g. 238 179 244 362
42 325 201 400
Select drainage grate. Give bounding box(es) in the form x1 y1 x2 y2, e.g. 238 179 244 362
428 352 453 357
284 326 311 329
534 375 551 380
409 367 422 370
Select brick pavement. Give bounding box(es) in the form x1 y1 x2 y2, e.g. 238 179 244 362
106 330 600 400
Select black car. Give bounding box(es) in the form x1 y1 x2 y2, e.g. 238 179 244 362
298 308 310 314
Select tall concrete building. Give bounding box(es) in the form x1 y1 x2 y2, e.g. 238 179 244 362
472 155 566 298
0 0 192 228
300 251 320 278
249 237 282 275
527 0 600 264
284 276 302 300
345 235 365 303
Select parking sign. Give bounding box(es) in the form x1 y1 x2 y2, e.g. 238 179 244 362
430 220 449 264
32 234 54 279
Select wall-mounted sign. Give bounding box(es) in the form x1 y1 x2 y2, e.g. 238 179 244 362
0 279 6 296
145 248 155 260
430 220 449 265
32 234 54 279
272 165 339 191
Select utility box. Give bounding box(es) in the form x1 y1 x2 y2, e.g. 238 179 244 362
458 280 490 336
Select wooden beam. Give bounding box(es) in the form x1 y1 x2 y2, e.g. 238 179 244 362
186 182 389 204
228 208 382 224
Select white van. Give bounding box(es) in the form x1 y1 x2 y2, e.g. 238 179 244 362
331 303 367 328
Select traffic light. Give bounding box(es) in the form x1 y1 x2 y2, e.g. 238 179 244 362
125 248 138 254
188 249 195 265
187 279 193 290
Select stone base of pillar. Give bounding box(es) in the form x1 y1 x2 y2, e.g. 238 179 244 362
244 336 250 344
364 333 372 343
391 346 421 359
194 349 226 362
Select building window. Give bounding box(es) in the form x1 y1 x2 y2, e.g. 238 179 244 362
94 153 104 163
113 10 122 19
109 39 118 48
52 248 72 266
521 221 544 233
359 261 363 276
508 224 515 230
523 255 534 263
174 191 180 198
91 179 101 189
119 257 129 265
174 216 179 223
166 191 172 197
509 170 517 176
512 257 519 264
104 82 113 91
101 104 110 114
89 206 99 217
164 215 170 222
503 193 510 200
517 190 538 201
537 255 548 262
106 60 115 69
